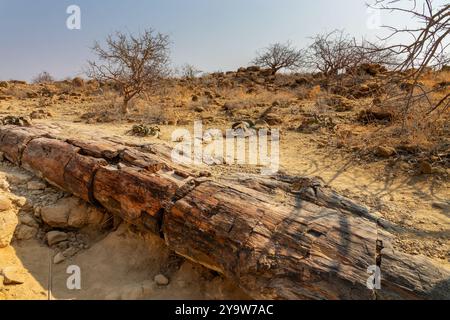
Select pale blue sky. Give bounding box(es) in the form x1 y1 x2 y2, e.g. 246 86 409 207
0 0 437 81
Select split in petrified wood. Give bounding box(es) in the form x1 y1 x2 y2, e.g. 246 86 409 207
0 124 449 300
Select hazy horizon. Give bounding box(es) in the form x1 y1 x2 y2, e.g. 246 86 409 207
0 0 443 81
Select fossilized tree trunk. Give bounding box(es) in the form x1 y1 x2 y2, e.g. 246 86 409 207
0 124 449 300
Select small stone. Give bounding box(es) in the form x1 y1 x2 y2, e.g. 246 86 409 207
154 274 169 286
15 225 38 240
63 247 80 258
27 180 46 190
0 177 9 191
19 214 39 228
10 196 27 208
1 266 26 285
419 161 433 174
375 146 396 158
46 231 68 246
6 173 31 185
0 195 12 211
53 252 66 264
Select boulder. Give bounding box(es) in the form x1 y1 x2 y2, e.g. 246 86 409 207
41 199 73 227
41 197 106 229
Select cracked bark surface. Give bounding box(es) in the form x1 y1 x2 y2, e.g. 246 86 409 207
0 124 449 300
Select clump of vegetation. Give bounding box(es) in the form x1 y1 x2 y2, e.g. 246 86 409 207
129 124 160 137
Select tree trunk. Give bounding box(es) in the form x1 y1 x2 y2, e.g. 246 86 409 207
0 124 449 300
122 97 129 114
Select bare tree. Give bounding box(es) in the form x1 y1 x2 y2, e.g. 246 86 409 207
371 0 449 75
32 71 54 84
305 30 361 76
180 64 202 80
369 0 450 116
252 41 303 74
87 29 171 114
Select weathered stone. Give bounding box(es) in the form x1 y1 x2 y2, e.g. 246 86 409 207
15 224 38 240
419 161 433 174
376 146 396 158
0 209 18 248
63 246 80 258
1 266 26 285
41 199 72 227
154 274 169 286
19 214 39 228
0 195 12 211
53 252 66 264
27 180 46 190
46 231 68 246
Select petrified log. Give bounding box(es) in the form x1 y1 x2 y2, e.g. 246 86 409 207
0 124 449 300
92 166 179 232
21 137 80 190
64 153 108 203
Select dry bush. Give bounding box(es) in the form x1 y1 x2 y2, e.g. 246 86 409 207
32 71 54 84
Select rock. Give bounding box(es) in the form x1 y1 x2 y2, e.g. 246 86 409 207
0 177 9 191
27 180 46 190
6 172 32 185
19 214 39 228
62 246 80 258
154 274 169 286
419 161 433 174
432 201 450 212
264 113 283 125
42 197 105 228
0 195 12 211
375 146 396 158
67 205 89 228
53 252 66 264
46 231 68 246
10 196 27 208
15 225 38 240
1 266 26 285
41 198 76 227
0 209 18 248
